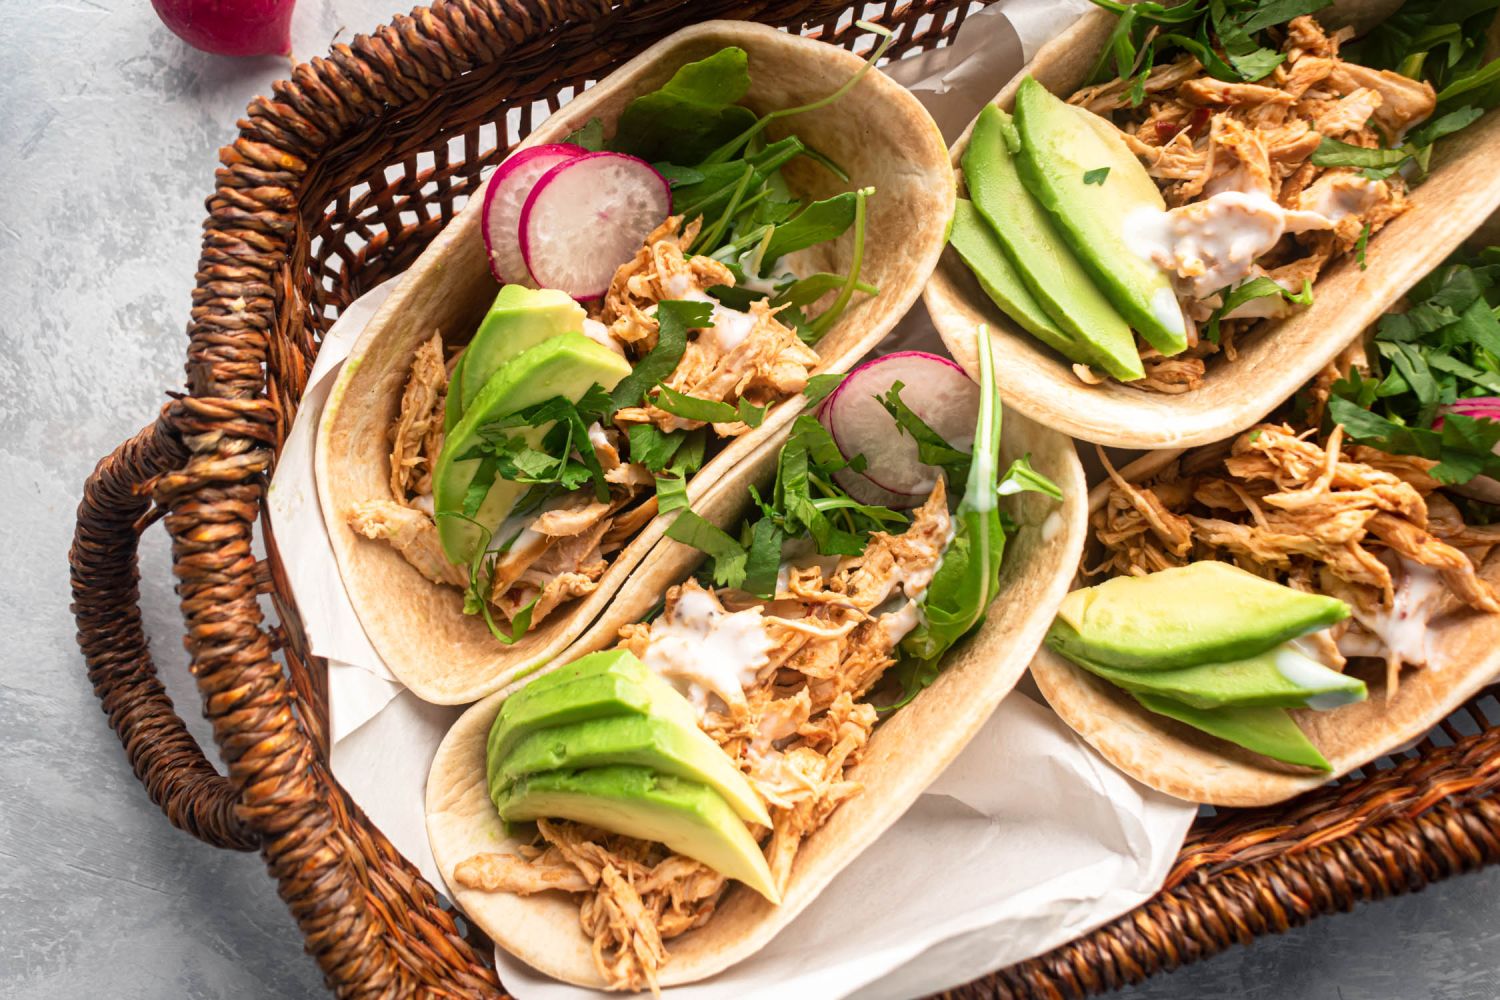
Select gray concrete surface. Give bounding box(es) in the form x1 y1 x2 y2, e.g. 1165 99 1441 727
2 2 1497 998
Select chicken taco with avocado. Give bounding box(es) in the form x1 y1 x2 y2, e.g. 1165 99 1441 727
425 331 1087 991
925 0 1500 447
315 21 954 704
1033 244 1500 806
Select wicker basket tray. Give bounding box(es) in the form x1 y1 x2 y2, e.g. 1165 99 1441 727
67 2 1500 996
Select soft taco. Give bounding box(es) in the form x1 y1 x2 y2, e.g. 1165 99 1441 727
316 21 954 704
925 0 1500 448
1033 243 1500 806
425 334 1086 990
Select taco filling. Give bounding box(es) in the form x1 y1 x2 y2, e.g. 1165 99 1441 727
951 2 1498 391
1050 245 1500 768
346 38 891 642
452 336 1061 991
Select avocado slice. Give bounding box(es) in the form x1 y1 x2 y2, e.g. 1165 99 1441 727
1069 642 1367 710
487 651 768 825
498 766 781 903
948 198 1080 363
1012 77 1187 356
433 333 632 565
488 652 672 760
458 286 589 419
443 349 469 433
1052 563 1350 671
1132 692 1332 771
494 714 772 827
961 106 1144 381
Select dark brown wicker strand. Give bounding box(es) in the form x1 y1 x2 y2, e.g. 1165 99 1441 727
68 2 1498 997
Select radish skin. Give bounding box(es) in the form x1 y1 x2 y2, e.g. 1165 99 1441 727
481 144 586 285
519 152 671 300
822 351 980 496
151 0 294 57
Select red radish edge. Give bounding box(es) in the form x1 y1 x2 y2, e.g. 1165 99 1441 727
821 351 980 497
481 143 587 284
151 0 294 57
518 152 672 300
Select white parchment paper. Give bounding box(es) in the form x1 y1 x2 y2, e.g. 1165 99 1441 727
264 1 1199 994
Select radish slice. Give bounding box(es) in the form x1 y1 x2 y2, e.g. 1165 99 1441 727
481 143 586 285
821 351 980 496
520 152 672 299
833 466 924 510
1434 400 1500 503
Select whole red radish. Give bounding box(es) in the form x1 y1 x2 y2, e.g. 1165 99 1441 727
152 0 295 57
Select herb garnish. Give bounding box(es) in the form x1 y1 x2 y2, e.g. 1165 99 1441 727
1083 167 1111 185
1329 247 1500 483
1207 277 1314 344
459 384 616 505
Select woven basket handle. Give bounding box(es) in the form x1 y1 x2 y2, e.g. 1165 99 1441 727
69 410 257 851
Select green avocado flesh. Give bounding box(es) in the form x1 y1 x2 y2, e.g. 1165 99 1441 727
498 767 779 902
486 650 775 893
1132 692 1332 771
1070 643 1367 710
493 714 772 827
961 106 1144 381
457 286 589 417
1053 562 1350 671
1012 77 1187 356
948 199 1076 362
432 333 631 565
444 350 469 434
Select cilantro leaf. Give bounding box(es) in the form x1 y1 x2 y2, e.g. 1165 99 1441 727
802 372 845 407
655 474 690 513
1083 167 1111 185
878 380 972 485
665 510 748 587
610 300 709 413
998 455 1064 500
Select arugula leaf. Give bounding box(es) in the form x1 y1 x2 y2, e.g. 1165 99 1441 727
611 48 758 164
897 324 1012 696
998 455 1064 500
1237 0 1332 34
802 373 845 407
759 193 858 266
563 118 605 152
878 381 972 484
807 187 874 339
610 300 709 413
1310 137 1412 171
772 272 879 309
669 137 805 223
701 21 895 165
1083 167 1111 185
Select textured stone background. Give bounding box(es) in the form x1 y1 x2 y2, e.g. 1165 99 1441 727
2 2 1497 998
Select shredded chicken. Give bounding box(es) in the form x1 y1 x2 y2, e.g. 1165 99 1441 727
388 332 449 503
604 216 817 437
1090 421 1500 686
351 216 819 631
462 483 954 991
1068 15 1432 393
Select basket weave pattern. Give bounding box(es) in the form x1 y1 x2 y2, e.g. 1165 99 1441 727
67 2 1499 996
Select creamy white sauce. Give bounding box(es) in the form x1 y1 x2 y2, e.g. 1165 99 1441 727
1337 556 1448 670
879 599 924 645
1126 192 1335 300
581 317 625 357
1039 510 1065 543
1298 175 1383 225
586 421 610 450
1273 645 1362 710
660 273 759 353
774 545 844 594
639 587 774 717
